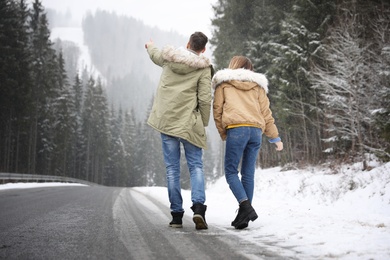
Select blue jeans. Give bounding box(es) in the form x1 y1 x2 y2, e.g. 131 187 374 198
161 133 206 212
225 127 262 204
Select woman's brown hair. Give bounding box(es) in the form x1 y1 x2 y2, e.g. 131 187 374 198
228 56 253 71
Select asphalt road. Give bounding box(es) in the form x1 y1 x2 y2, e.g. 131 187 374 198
0 185 286 260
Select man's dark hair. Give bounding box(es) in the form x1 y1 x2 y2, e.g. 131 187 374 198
189 32 208 52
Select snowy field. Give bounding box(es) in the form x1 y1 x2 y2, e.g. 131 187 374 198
1 160 389 259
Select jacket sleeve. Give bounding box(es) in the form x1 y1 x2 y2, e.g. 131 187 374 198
258 88 280 140
146 44 164 67
213 85 227 140
197 67 212 127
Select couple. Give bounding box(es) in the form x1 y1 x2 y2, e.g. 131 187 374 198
144 32 283 230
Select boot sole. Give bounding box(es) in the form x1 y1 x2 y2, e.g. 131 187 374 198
169 223 183 228
193 214 208 230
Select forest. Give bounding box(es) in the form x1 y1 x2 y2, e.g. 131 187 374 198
0 0 216 187
211 0 389 169
0 0 389 187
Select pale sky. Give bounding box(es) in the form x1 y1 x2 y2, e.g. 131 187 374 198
40 0 217 39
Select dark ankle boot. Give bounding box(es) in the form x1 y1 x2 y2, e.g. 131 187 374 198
190 203 208 230
231 209 240 227
169 212 184 228
233 200 258 230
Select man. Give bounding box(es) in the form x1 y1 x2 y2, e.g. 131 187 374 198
145 32 213 230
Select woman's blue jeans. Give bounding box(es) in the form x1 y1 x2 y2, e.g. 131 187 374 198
225 127 262 204
161 133 206 213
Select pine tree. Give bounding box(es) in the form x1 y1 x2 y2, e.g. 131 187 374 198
81 77 96 181
106 106 127 186
211 0 262 69
69 74 84 179
52 38 81 85
138 98 166 186
29 0 59 175
122 108 137 186
131 121 147 186
51 51 72 176
0 0 32 173
81 77 110 183
269 1 337 164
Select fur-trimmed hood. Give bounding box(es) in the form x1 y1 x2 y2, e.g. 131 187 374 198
212 68 268 93
161 46 211 75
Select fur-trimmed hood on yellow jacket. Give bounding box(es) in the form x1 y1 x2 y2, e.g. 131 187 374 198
212 68 280 141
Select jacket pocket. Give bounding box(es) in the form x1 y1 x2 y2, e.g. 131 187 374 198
192 110 205 137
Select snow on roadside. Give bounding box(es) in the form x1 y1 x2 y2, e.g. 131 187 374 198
1 160 389 259
0 182 87 190
137 161 390 259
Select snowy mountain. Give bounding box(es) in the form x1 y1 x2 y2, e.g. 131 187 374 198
51 26 102 81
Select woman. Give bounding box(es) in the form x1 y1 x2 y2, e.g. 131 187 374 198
212 56 283 229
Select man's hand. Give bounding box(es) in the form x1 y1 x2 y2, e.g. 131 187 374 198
275 141 283 151
145 39 154 49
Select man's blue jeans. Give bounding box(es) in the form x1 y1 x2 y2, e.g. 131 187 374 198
225 127 262 204
161 133 206 213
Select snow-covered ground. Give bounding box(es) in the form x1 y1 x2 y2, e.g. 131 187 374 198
0 182 87 190
137 160 390 260
2 160 389 259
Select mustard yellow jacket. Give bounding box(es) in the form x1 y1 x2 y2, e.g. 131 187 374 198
212 68 280 141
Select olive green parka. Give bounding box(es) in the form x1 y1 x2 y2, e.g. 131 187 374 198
146 44 213 149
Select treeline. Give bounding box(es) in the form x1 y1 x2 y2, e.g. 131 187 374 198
211 0 390 169
2 0 388 188
0 0 216 187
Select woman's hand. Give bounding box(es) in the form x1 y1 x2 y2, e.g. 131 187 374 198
275 141 283 151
